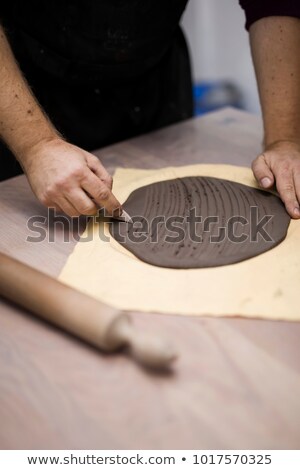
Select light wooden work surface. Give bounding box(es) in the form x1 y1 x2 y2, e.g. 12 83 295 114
0 108 299 450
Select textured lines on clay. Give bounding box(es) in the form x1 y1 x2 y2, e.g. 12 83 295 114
110 177 290 268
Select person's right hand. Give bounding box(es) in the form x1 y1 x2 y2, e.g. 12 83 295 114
21 138 122 217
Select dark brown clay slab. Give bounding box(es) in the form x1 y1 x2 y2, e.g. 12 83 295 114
110 176 290 268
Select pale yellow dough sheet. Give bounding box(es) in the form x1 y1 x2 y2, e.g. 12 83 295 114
59 164 300 321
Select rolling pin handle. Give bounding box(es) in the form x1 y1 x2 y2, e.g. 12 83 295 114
0 251 177 371
107 316 177 369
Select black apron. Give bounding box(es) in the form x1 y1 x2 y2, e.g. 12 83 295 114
0 0 193 180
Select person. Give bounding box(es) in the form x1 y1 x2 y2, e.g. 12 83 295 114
0 1 300 219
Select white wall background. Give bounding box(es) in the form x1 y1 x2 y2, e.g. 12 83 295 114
181 0 261 114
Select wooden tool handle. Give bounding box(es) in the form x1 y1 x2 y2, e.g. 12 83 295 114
0 252 177 369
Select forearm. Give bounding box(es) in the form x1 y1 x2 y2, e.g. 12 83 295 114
0 25 59 165
249 16 300 148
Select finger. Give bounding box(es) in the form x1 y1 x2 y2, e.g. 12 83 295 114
48 203 69 217
252 154 274 188
85 153 113 189
47 203 61 212
276 169 300 218
66 188 98 216
55 196 80 217
81 170 121 216
293 171 300 218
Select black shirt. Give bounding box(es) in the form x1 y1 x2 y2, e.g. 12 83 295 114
1 0 300 180
1 1 189 83
1 1 300 81
0 1 194 161
239 0 300 30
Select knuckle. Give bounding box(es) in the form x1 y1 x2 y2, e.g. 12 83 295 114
71 166 84 179
44 185 57 200
95 186 110 201
277 168 292 183
70 211 80 218
282 183 294 193
103 175 113 188
66 206 79 217
54 177 69 190
278 190 293 203
251 157 259 169
90 154 100 164
280 163 292 175
252 155 264 172
39 193 49 206
81 204 97 215
107 174 113 185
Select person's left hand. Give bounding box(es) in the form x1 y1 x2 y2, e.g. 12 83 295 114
251 140 300 219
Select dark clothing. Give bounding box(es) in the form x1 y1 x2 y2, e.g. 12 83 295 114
1 1 300 180
0 0 192 180
239 0 300 30
3 1 189 85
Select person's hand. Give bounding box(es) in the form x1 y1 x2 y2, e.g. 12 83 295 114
252 140 300 219
21 138 122 217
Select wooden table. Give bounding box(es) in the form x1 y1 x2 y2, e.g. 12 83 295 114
1 108 300 450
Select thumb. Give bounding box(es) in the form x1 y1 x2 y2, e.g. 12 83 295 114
251 153 275 189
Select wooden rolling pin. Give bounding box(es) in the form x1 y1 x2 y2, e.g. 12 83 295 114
0 252 177 370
